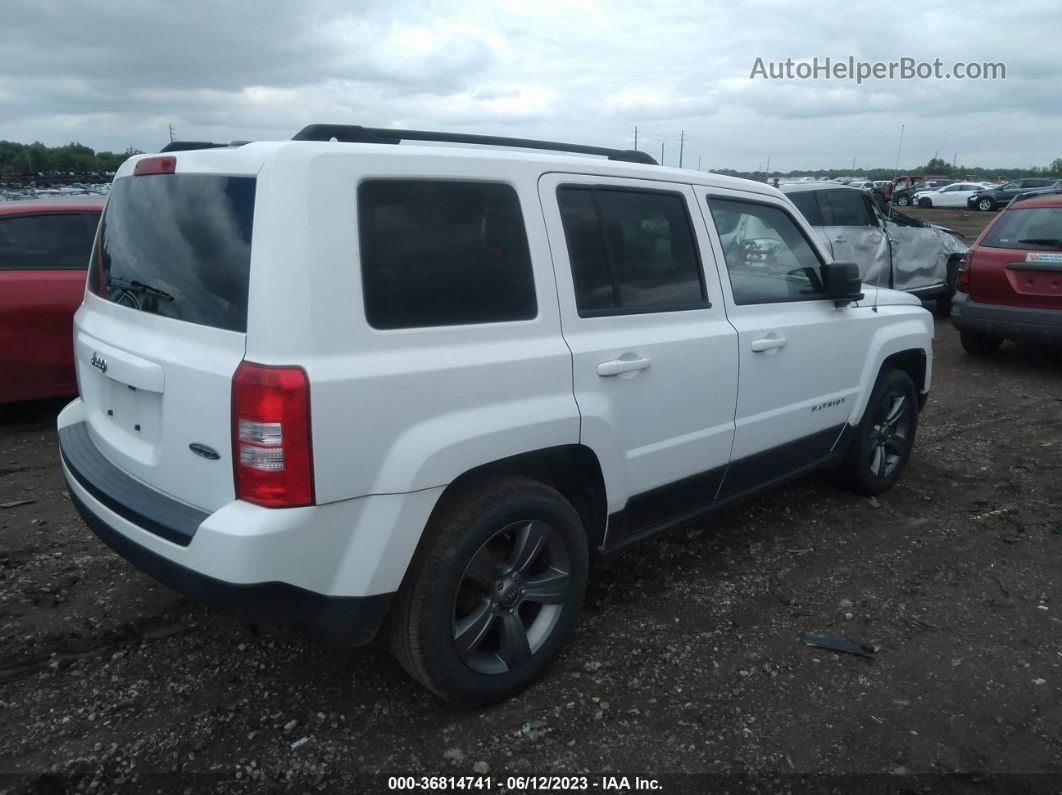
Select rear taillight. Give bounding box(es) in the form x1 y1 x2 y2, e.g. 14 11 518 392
232 362 314 508
133 156 176 176
957 250 972 292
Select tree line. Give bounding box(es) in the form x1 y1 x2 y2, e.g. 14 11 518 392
0 141 143 177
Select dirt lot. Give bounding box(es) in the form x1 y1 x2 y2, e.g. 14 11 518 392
2 209 1060 792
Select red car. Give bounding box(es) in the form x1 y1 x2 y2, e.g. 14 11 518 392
0 196 105 403
951 193 1062 354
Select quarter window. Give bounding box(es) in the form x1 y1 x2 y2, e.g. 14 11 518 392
358 180 537 329
557 186 707 315
707 197 826 305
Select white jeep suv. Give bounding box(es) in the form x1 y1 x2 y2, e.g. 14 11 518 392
59 126 933 705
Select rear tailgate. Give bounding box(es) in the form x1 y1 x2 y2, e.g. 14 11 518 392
75 152 262 512
971 204 1062 310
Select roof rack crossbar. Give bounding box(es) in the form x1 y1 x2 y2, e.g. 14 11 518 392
291 124 658 165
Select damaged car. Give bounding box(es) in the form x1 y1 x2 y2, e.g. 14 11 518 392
783 182 968 314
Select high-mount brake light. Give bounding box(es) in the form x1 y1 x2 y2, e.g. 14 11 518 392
133 156 177 176
232 363 314 508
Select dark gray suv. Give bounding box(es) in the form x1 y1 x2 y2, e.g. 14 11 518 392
968 179 1058 211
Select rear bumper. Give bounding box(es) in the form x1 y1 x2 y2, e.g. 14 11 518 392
951 292 1062 343
68 486 392 645
56 400 433 646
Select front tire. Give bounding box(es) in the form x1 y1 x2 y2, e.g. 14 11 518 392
389 476 589 706
960 331 1003 355
977 197 994 211
834 369 918 496
895 195 911 207
918 198 932 208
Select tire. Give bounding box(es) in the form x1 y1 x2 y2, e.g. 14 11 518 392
934 292 953 316
389 476 589 706
918 198 932 208
895 195 910 206
977 197 994 211
960 331 1003 355
833 369 919 496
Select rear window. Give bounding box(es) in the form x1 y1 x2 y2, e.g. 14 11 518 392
358 180 536 329
0 212 97 269
89 174 255 332
982 207 1062 251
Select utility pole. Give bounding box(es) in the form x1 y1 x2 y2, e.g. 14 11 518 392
634 126 638 150
678 130 684 168
660 142 665 165
851 156 856 172
169 124 176 143
697 155 702 170
766 156 771 176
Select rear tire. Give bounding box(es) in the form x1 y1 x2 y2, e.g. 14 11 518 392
833 369 918 496
960 331 1003 355
389 476 589 706
895 195 910 207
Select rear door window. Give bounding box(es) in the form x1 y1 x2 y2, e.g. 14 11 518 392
0 213 94 269
823 191 876 227
556 186 707 315
358 180 537 329
89 175 256 333
787 191 825 226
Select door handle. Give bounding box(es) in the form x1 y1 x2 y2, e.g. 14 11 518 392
751 336 787 352
832 236 847 243
597 357 652 376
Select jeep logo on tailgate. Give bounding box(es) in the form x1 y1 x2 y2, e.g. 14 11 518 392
90 353 108 374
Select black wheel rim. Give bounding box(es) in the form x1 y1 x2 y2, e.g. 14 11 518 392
866 388 912 479
451 520 572 675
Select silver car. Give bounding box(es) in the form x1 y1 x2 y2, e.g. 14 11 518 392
782 182 968 314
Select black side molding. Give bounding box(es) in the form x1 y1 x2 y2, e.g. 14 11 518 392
59 422 207 546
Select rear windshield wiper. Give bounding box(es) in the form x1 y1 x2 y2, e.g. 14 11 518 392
108 275 175 301
1017 238 1062 247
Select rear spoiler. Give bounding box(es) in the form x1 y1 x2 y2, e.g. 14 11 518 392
159 141 250 153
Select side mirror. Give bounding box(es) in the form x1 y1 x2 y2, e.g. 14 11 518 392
822 262 864 306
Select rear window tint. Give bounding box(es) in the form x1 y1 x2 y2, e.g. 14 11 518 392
358 180 536 329
982 206 1062 251
89 175 255 333
0 212 95 269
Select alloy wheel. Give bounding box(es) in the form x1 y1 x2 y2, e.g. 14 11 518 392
452 520 572 675
866 389 912 479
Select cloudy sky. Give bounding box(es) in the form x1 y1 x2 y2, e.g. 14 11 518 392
2 0 1059 172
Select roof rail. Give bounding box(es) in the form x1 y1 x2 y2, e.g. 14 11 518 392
291 124 658 165
159 141 251 153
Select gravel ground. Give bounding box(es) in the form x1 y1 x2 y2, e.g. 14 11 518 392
2 210 1060 793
